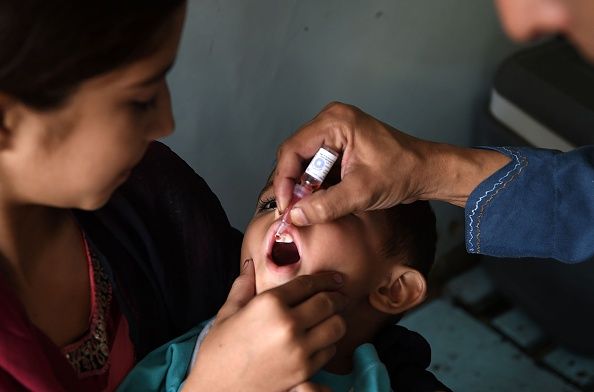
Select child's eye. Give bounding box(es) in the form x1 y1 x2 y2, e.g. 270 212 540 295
257 197 277 212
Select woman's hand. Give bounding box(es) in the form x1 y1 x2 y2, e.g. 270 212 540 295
183 259 347 392
274 102 510 225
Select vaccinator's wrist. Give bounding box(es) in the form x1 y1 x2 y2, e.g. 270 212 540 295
420 144 510 207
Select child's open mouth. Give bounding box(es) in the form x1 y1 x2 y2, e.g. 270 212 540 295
271 233 301 266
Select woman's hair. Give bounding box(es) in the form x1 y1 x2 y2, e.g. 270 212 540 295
0 0 185 110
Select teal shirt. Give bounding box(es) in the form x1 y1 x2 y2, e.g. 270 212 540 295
310 343 392 392
116 322 207 392
117 322 391 392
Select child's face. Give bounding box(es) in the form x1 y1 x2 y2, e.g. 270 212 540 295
0 7 185 210
241 180 394 301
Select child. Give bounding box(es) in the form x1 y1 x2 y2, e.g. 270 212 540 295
119 170 445 392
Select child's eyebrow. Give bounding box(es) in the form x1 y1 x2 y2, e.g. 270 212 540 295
257 181 274 201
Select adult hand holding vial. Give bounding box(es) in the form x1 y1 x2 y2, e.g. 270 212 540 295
275 146 338 242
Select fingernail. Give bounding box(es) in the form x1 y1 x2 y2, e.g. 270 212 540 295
242 258 252 271
333 273 344 285
290 207 310 226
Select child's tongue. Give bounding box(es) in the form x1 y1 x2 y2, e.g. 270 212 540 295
271 241 300 266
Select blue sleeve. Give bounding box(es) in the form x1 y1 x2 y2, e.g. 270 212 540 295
465 146 594 263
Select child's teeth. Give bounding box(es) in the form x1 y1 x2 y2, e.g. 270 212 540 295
275 233 294 243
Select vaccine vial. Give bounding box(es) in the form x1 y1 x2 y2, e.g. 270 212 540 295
275 146 339 242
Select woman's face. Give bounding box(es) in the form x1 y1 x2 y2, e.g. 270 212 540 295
495 0 594 61
0 7 186 210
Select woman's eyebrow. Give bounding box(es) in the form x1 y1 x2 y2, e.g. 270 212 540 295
133 61 175 87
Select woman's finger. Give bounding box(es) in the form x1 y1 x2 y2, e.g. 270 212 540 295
267 272 345 307
274 134 326 212
302 314 346 354
291 291 348 329
215 259 256 322
289 171 372 226
273 102 352 212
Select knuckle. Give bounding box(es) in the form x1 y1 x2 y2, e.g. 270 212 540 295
323 101 343 112
287 343 308 370
292 354 311 380
276 142 288 160
317 315 346 343
267 309 298 341
353 187 373 211
325 101 357 120
301 361 316 381
278 315 299 338
318 292 336 313
294 369 310 385
294 344 309 364
310 199 332 222
331 315 347 338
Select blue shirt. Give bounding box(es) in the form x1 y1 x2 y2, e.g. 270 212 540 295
465 146 594 263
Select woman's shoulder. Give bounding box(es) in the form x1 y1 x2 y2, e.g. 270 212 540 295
88 141 241 276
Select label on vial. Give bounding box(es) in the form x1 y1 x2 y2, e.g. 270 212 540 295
305 147 338 182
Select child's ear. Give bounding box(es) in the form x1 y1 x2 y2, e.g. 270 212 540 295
369 264 427 315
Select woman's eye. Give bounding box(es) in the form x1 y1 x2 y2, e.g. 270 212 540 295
131 96 158 112
257 197 277 212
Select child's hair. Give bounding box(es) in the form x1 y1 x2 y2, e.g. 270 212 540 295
381 201 437 278
0 0 185 110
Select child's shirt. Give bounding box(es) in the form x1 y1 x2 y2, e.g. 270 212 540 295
310 343 392 392
116 323 206 392
117 319 393 392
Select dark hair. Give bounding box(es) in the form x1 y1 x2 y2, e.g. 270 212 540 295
381 201 437 278
0 0 185 110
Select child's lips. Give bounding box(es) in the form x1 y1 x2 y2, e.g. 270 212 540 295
265 222 303 275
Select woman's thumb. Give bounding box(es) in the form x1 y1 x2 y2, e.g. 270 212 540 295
216 259 256 322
